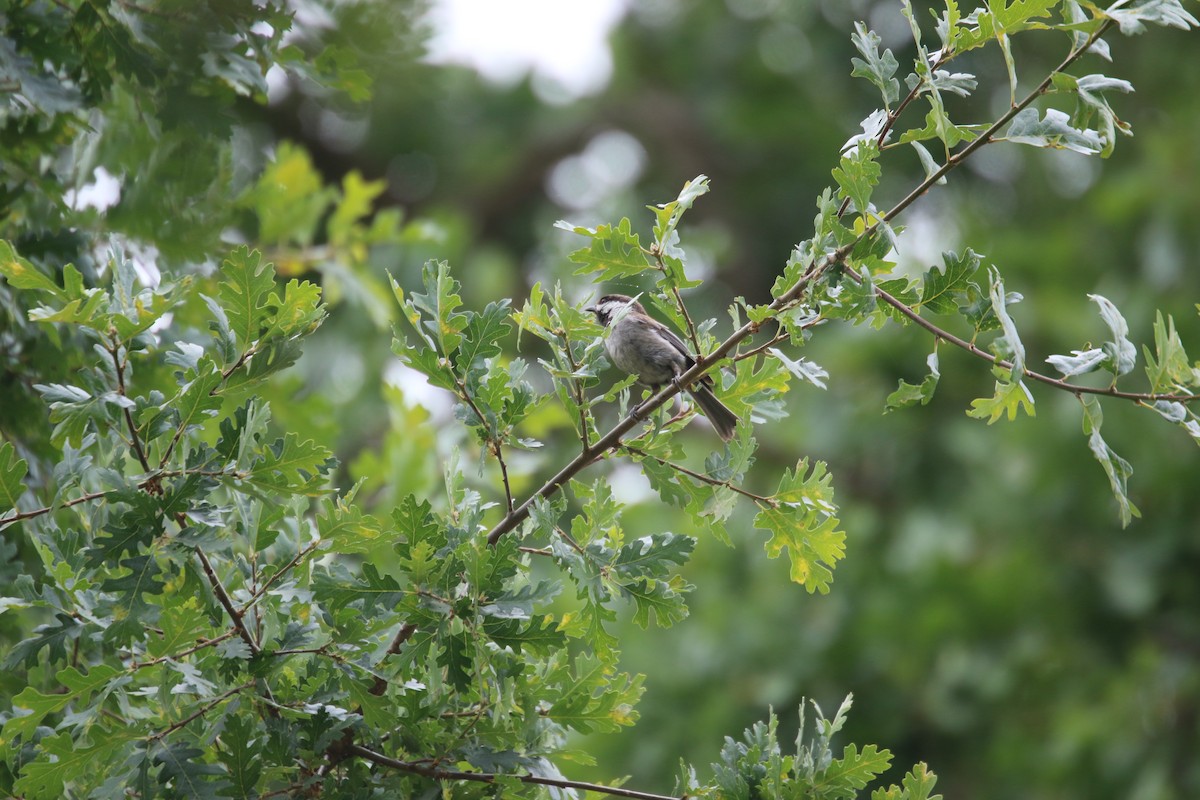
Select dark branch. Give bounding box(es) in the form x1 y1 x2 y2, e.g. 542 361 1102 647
486 18 1130 547
875 288 1200 402
370 622 418 696
348 744 685 800
194 547 260 656
621 444 775 505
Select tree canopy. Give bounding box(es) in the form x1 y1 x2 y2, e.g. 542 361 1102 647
2 1 1200 798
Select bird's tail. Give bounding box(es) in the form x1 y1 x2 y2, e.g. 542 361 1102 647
689 383 738 441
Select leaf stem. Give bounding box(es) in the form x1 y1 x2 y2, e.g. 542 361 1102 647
621 444 775 505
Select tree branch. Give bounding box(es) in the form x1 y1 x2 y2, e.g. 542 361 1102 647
148 681 254 742
194 547 260 656
348 744 685 800
621 444 775 505
0 488 113 526
485 17 1127 547
129 631 237 671
370 622 418 696
558 327 593 450
874 287 1200 402
238 537 324 616
108 334 152 474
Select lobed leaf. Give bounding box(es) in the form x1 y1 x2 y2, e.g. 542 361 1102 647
754 460 846 594
0 440 29 516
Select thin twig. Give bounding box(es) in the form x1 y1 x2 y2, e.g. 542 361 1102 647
348 744 684 800
734 331 790 363
147 681 254 742
621 445 775 505
0 489 112 525
369 622 418 696
194 548 259 656
108 335 152 473
492 441 515 513
874 288 1200 402
238 538 323 615
129 631 238 671
454 375 514 513
558 327 593 450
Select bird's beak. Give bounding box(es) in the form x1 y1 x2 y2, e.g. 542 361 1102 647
584 305 596 314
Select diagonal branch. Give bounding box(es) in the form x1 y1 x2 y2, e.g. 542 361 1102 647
370 622 418 696
147 680 254 741
874 287 1200 402
194 547 260 656
621 444 775 505
486 17 1124 547
238 537 324 616
108 334 152 474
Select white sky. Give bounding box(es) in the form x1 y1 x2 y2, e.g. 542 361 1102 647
423 0 629 102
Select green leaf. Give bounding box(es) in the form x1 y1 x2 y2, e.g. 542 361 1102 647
218 246 277 350
987 267 1025 378
910 142 946 185
833 141 882 215
1 664 123 746
872 762 943 800
3 612 81 670
546 652 644 733
561 217 653 281
318 487 383 555
754 460 846 594
1106 0 1198 35
1005 107 1103 154
885 350 940 412
1088 293 1137 377
821 743 895 793
244 432 335 495
311 562 405 613
403 260 468 356
649 174 710 249
0 240 62 295
918 249 981 315
483 615 566 655
1081 397 1140 527
0 440 28 516
169 358 225 442
622 575 692 629
264 278 325 340
612 532 696 579
147 602 211 659
967 377 1035 423
455 300 512 376
14 732 126 800
153 740 226 798
1143 312 1194 392
850 23 900 106
216 715 262 798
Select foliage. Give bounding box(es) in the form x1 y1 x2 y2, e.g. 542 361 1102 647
2 1 1199 798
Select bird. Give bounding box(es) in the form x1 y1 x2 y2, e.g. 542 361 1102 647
586 294 738 441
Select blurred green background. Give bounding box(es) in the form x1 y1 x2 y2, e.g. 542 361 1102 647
10 0 1200 797
273 3 1200 797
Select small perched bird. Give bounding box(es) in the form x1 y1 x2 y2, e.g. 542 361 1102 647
587 294 738 441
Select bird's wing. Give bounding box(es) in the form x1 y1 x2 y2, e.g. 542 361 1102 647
650 319 698 370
